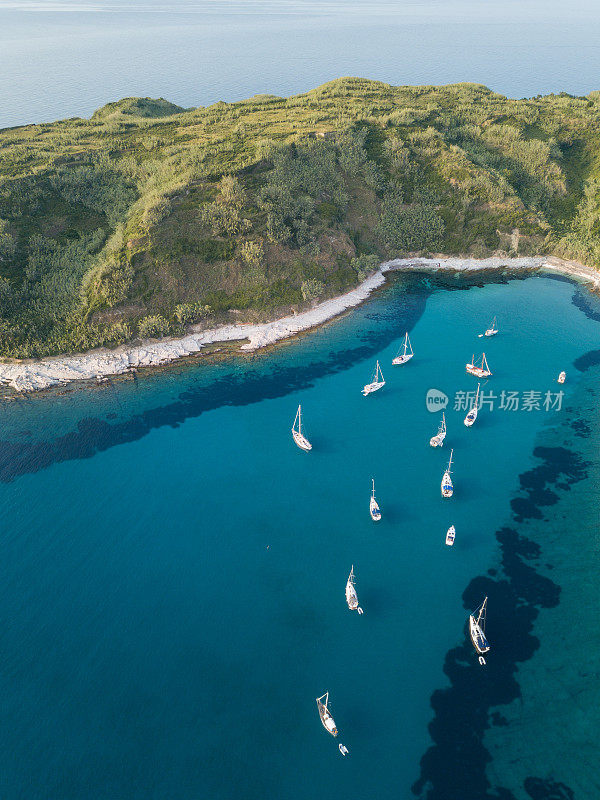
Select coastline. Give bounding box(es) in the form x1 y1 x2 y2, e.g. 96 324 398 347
0 255 597 394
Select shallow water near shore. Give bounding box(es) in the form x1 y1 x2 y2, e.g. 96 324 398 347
0 273 598 799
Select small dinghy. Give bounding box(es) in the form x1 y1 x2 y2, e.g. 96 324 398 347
291 404 312 451
441 449 454 498
369 478 382 521
464 383 480 427
362 360 385 396
392 332 414 365
345 565 363 614
469 597 491 665
429 412 447 447
445 525 456 546
479 316 498 338
557 371 566 384
466 353 492 378
316 692 338 736
338 744 349 756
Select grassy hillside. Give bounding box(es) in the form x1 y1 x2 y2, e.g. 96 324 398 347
1 77 600 358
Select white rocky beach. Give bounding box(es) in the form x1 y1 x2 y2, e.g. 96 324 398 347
0 255 597 394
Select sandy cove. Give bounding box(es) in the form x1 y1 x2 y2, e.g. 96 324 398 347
0 255 598 394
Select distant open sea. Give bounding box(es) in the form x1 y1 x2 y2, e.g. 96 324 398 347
0 272 598 799
1 0 600 127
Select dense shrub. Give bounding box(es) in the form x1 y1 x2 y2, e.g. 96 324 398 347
50 163 137 228
301 279 325 301
138 314 170 338
174 302 213 324
377 201 445 253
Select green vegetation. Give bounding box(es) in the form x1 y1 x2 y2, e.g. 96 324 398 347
1 77 600 358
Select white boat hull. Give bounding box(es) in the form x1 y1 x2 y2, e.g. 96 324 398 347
445 526 456 546
392 353 413 366
316 700 338 737
362 380 385 396
369 497 381 521
441 472 453 498
466 365 491 378
292 430 312 451
484 329 498 337
430 433 446 447
469 615 490 654
557 372 566 384
464 407 478 427
345 584 359 610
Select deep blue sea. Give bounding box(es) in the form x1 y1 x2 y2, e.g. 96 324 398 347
0 272 599 798
1 0 600 128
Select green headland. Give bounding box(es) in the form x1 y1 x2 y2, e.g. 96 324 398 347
1 77 599 359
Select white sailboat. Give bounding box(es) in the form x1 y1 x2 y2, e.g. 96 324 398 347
466 353 492 378
441 449 454 498
479 316 498 337
345 565 364 614
338 744 349 756
469 597 491 664
369 478 382 521
429 412 447 447
392 332 414 365
445 525 456 546
316 692 338 736
464 383 480 427
362 360 385 395
557 371 566 384
291 404 312 451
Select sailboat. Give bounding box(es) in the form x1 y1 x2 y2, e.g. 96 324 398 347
362 360 385 395
469 597 491 664
479 316 498 337
557 371 566 384
392 332 414 365
445 525 456 546
441 449 454 498
466 353 492 378
429 412 447 447
369 478 382 521
291 404 312 451
345 565 364 614
464 383 480 427
316 692 338 736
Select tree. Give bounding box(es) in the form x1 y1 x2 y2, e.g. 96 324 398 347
138 314 170 338
0 219 16 262
301 279 324 301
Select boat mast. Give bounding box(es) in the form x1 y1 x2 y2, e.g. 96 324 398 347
474 382 480 407
448 448 453 472
297 405 302 434
476 597 488 628
371 478 375 498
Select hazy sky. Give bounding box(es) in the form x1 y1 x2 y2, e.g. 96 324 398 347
1 0 599 18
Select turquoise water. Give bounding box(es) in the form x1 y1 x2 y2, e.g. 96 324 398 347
2 1 600 127
0 273 599 798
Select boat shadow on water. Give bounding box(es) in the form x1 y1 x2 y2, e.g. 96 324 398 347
357 585 400 619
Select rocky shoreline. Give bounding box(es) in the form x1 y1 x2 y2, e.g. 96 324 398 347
0 255 597 394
